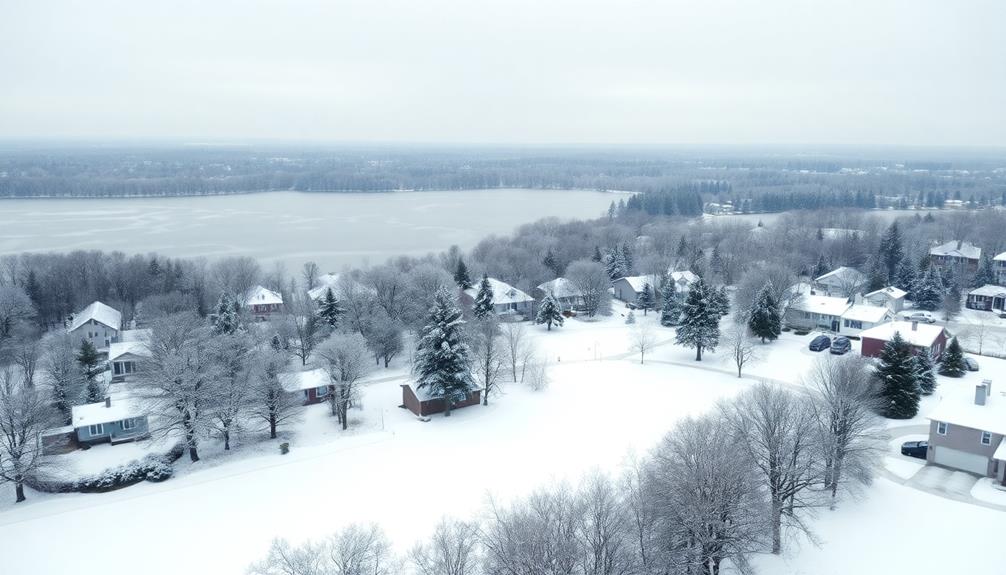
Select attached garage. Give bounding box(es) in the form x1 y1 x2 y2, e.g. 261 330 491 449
931 446 989 475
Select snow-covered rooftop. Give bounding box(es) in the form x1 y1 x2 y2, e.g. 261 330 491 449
928 384 1006 436
108 339 150 362
537 277 582 299
667 270 699 285
404 381 484 402
245 285 283 307
994 437 1006 461
464 277 533 305
841 304 892 324
617 275 662 294
69 301 122 333
788 293 851 317
278 368 329 393
813 266 866 285
865 286 907 300
71 397 144 427
308 273 341 301
968 284 1006 298
993 252 1006 262
857 320 945 347
929 240 981 260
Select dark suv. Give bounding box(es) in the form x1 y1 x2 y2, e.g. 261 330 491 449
830 336 851 355
809 335 831 352
900 441 928 459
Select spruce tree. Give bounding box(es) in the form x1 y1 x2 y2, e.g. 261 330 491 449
912 266 943 311
621 243 634 275
660 287 683 327
316 287 345 328
875 332 920 419
77 339 103 403
748 282 781 343
938 337 967 377
473 274 495 320
604 250 624 280
894 257 917 298
591 246 603 263
879 222 905 279
713 285 730 318
454 259 473 290
625 310 636 325
675 278 721 361
210 292 242 335
414 286 475 417
913 350 938 395
535 295 564 331
637 283 656 315
813 255 829 279
973 254 995 288
542 249 562 277
865 256 887 292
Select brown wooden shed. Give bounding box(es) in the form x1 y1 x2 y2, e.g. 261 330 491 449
401 383 482 417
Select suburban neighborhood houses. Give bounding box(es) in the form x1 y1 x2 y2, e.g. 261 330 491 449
927 380 1006 483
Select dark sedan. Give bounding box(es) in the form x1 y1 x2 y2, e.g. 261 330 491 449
830 336 851 355
900 441 929 459
808 335 831 352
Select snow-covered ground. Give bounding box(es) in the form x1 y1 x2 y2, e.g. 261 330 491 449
0 313 1003 574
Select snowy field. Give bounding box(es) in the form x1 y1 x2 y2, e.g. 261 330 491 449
0 313 1004 574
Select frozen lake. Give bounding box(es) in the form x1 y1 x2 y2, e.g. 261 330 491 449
0 189 620 271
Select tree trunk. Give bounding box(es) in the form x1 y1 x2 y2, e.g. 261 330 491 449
830 453 844 505
269 415 277 439
341 401 348 430
384 356 391 368
771 499 782 554
189 445 200 462
444 400 452 417
223 428 231 451
15 480 25 503
696 345 703 361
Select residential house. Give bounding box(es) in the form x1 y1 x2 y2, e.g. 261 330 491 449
612 275 662 305
68 301 122 351
812 267 867 297
864 286 907 312
535 277 583 311
461 277 534 319
245 285 284 322
107 329 150 383
966 285 1006 312
278 368 332 405
666 270 699 294
307 273 341 301
929 240 981 276
839 301 895 336
784 293 851 332
992 252 1006 285
859 320 947 360
926 380 1006 484
71 397 149 446
400 382 483 417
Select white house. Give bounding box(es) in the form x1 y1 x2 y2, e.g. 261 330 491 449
536 277 583 310
666 270 699 294
278 368 332 405
108 329 151 383
68 301 122 351
612 275 662 304
864 286 907 312
307 273 341 301
784 293 851 332
839 303 895 335
812 267 867 297
462 277 534 318
245 285 284 322
926 380 1006 482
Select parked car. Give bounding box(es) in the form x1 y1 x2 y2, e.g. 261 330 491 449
830 336 851 355
965 357 980 371
809 335 831 352
900 310 936 324
900 440 929 459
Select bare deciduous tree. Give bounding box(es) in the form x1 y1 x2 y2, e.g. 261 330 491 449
410 518 481 575
249 346 301 440
249 524 396 575
302 261 321 293
567 259 612 318
724 324 758 377
316 332 372 430
0 367 56 502
500 321 532 382
471 317 505 405
40 332 82 424
630 322 656 364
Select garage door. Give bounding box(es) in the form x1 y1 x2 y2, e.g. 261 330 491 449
932 447 988 475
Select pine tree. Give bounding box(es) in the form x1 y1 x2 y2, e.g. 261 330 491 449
938 337 967 377
813 255 829 278
913 350 938 395
414 286 475 417
874 332 920 419
542 249 562 277
591 246 603 263
865 256 887 292
637 283 656 315
473 274 495 320
270 333 284 351
535 295 564 331
879 222 905 279
660 287 683 327
316 287 345 328
748 282 781 343
675 278 721 361
625 310 636 325
77 339 103 403
894 257 917 298
210 292 242 335
604 250 624 280
973 254 995 288
912 266 943 311
454 259 473 290
713 285 730 318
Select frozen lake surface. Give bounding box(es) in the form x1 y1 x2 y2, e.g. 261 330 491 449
0 189 620 270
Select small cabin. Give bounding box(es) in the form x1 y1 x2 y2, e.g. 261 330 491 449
400 383 482 417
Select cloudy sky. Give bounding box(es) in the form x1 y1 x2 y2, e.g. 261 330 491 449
1 0 1003 146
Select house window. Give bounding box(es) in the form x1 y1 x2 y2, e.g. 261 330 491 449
981 431 992 446
124 362 134 374
88 423 104 436
113 362 122 375
122 418 137 431
936 421 947 435
316 386 330 398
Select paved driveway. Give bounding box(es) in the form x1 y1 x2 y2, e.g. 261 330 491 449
907 465 980 499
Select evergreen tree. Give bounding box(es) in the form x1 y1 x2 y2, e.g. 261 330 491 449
472 274 495 320
913 350 938 395
210 292 242 335
939 337 967 377
894 257 917 298
270 333 284 351
625 310 636 325
660 287 684 327
542 249 562 277
621 243 634 275
912 266 943 311
710 285 730 318
316 287 345 328
973 254 995 288
874 332 920 419
637 283 656 315
675 278 721 361
813 255 829 279
879 222 905 279
453 259 473 290
414 286 475 417
865 256 887 293
76 339 103 403
535 295 564 331
591 246 603 263
604 250 624 280
748 282 781 343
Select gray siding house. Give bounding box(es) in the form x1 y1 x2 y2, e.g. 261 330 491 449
71 397 149 446
461 277 534 319
926 380 1006 484
68 301 122 351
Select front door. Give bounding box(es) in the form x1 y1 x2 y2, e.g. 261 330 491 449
831 319 840 332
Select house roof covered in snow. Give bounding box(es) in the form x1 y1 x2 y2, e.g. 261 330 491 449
857 321 945 347
668 270 699 286
403 381 484 402
841 304 893 324
71 397 144 427
994 252 1006 262
813 266 866 285
865 286 907 301
616 275 662 294
929 240 981 260
788 294 851 317
968 284 1006 298
308 273 341 301
245 285 283 307
464 278 533 305
278 368 328 393
537 277 582 299
994 437 1006 461
928 385 1006 436
108 339 150 362
69 301 122 333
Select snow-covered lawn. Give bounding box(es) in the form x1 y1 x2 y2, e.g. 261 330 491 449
971 478 1006 506
0 314 1003 575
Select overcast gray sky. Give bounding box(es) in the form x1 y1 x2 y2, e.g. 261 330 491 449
1 0 1003 146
